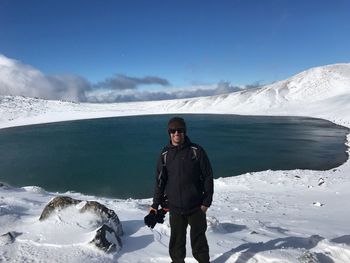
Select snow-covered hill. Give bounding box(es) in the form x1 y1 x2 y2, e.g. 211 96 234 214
1 63 350 129
1 63 350 262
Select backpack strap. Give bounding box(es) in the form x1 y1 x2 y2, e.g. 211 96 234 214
158 150 168 188
161 150 168 166
190 146 198 161
191 146 204 181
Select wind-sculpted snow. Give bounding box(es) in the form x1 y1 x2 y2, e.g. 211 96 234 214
1 63 350 262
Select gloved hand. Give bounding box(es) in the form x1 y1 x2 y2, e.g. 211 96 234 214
144 210 157 229
144 208 169 228
155 208 167 224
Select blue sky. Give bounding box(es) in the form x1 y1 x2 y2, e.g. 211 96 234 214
0 0 350 101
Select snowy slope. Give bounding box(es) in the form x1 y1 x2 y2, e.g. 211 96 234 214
1 63 350 129
1 63 350 263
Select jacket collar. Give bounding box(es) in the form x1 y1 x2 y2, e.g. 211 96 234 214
168 136 191 150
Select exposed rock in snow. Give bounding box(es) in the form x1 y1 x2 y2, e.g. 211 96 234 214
318 178 325 186
79 200 123 237
39 196 123 253
40 196 80 220
91 224 122 253
0 232 21 246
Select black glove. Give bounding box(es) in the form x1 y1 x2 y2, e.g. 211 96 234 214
144 210 157 229
155 208 167 224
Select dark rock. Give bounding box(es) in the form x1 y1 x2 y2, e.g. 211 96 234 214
80 201 123 236
39 196 81 221
298 251 318 263
0 182 9 188
318 178 325 186
39 196 123 253
0 231 22 245
90 224 122 252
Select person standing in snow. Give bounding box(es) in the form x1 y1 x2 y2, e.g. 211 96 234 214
149 116 214 263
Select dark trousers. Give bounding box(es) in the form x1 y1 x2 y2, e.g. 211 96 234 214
169 209 210 263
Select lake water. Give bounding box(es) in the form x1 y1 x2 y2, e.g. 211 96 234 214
0 114 348 199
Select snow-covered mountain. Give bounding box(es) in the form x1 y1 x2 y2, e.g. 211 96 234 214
158 63 350 120
1 64 350 263
1 63 350 130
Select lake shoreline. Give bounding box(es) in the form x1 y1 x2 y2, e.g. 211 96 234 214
0 111 349 200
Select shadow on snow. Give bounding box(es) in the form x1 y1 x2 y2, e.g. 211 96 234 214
212 234 336 263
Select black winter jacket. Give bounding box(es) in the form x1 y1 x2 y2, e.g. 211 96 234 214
152 136 214 215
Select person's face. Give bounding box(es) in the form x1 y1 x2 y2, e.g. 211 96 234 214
168 127 185 146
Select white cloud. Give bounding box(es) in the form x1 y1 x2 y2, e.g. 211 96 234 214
0 54 261 103
0 54 89 101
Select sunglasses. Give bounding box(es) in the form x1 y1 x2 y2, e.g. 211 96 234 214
168 128 185 134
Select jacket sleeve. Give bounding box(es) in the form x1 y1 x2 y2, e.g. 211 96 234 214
199 147 214 207
151 153 166 209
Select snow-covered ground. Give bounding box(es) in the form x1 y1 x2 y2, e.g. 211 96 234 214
1 63 350 262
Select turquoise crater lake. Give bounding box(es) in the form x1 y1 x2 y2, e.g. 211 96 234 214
0 114 348 198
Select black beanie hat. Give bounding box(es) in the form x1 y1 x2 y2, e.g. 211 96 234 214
168 117 186 133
